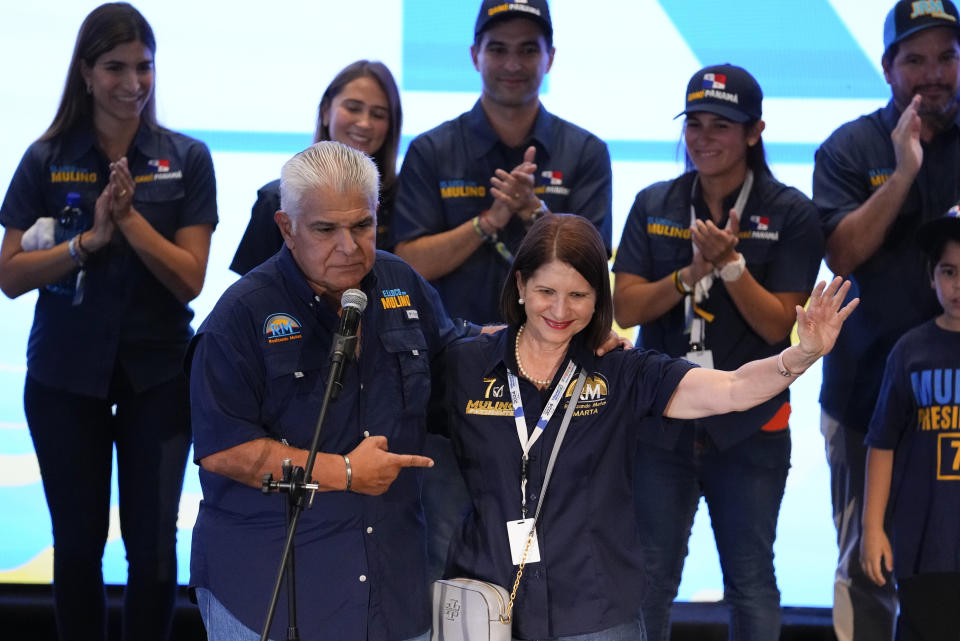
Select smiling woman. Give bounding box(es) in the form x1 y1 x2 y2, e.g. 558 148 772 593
0 3 218 640
611 64 825 641
230 60 403 275
437 213 851 641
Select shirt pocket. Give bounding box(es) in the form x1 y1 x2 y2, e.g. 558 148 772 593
261 344 325 441
649 237 691 279
134 179 185 238
379 326 430 413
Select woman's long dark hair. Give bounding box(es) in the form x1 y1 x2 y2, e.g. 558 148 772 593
314 60 403 195
41 2 158 141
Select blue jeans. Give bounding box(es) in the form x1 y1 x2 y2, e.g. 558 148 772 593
515 620 646 641
196 588 431 641
634 425 789 641
25 372 190 641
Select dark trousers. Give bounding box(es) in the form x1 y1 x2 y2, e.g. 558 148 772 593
635 425 790 641
24 370 191 641
821 411 897 641
896 573 960 641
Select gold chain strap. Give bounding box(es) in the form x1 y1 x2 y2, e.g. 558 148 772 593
503 526 537 622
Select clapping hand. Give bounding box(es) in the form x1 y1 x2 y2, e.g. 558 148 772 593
108 157 135 222
488 146 538 227
691 208 739 268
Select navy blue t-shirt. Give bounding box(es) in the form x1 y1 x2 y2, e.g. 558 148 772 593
0 123 218 397
440 329 693 639
392 100 612 324
190 247 469 641
866 320 960 579
612 170 823 449
814 101 957 431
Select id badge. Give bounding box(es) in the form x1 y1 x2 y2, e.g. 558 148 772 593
506 518 541 565
685 348 714 369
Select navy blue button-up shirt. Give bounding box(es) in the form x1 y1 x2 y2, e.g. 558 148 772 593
392 100 612 324
0 123 218 397
814 100 958 432
613 170 823 449
190 247 469 641
439 329 693 639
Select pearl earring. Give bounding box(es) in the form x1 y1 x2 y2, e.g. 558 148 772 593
518 297 524 305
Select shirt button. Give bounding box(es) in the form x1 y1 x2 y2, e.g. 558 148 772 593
359 575 367 582
363 430 370 438
529 493 538 500
366 526 374 534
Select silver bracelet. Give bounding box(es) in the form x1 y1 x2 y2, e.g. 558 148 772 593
342 454 352 492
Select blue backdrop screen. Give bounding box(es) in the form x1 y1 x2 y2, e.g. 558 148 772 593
0 0 893 608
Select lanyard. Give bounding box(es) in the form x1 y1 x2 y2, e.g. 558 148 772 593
507 360 578 517
685 169 754 348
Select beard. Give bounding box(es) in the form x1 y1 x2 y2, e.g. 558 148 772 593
914 85 960 128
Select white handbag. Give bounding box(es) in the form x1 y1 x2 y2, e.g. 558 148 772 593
431 578 512 641
430 369 588 641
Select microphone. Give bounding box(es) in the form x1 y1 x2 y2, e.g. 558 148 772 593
328 288 368 399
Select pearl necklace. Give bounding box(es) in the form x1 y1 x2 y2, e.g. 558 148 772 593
514 325 553 387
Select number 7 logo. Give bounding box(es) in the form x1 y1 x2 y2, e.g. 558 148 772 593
936 434 960 480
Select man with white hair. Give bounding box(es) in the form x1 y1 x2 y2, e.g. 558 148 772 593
188 141 470 641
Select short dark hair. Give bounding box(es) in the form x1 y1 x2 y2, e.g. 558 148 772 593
926 232 960 278
499 214 612 350
314 60 403 195
42 3 158 141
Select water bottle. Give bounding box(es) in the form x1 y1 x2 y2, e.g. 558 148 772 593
46 191 89 300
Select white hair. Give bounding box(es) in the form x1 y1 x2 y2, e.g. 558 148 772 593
280 141 380 227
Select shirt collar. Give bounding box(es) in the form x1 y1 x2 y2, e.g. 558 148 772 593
276 244 378 312
59 120 162 163
690 172 747 225
464 99 553 160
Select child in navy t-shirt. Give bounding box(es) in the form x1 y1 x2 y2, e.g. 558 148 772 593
860 207 960 641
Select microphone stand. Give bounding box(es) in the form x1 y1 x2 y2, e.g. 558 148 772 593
259 330 358 641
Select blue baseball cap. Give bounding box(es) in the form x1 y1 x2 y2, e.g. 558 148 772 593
883 0 960 55
475 0 553 46
677 64 763 123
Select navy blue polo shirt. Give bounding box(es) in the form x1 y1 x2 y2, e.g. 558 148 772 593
0 123 217 397
814 100 959 432
392 100 612 324
439 329 693 639
230 179 397 275
613 170 823 449
190 247 469 641
866 320 960 579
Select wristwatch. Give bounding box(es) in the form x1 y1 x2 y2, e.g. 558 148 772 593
718 252 746 282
